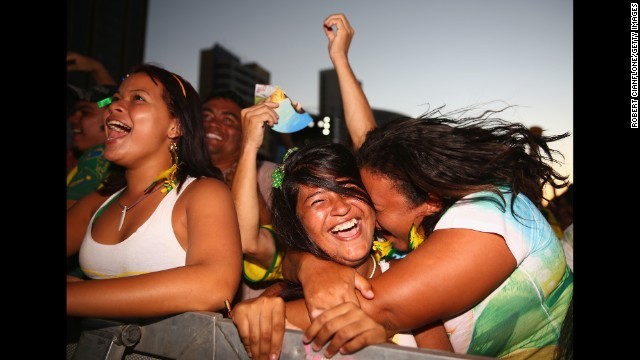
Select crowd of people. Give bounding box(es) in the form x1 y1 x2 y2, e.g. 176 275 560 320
67 13 573 360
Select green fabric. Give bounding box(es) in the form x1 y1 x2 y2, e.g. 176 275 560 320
67 143 111 200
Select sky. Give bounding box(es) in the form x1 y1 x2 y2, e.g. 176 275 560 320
144 0 573 186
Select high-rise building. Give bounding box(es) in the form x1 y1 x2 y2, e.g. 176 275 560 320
199 43 281 160
318 69 407 145
199 44 270 105
67 0 148 89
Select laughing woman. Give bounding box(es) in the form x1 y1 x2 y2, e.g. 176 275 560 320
67 64 242 318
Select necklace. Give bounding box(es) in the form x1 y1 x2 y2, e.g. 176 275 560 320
117 184 163 231
368 254 377 279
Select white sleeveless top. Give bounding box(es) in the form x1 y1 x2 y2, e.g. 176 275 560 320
79 177 196 279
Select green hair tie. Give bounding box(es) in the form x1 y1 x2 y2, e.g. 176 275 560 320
272 147 299 189
97 96 113 108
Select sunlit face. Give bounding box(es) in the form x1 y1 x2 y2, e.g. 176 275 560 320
360 168 424 252
67 100 106 152
296 183 376 267
202 98 242 162
103 73 177 167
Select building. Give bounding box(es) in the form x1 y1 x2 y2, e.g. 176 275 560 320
199 44 270 105
199 43 283 160
67 0 148 89
318 69 407 145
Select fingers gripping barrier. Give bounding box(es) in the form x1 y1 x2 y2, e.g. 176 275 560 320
67 311 489 360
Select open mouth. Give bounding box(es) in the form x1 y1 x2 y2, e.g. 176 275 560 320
205 132 222 141
107 120 131 133
330 218 360 238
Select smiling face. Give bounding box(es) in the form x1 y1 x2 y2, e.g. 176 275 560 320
295 183 376 267
202 97 243 165
67 100 106 152
360 168 426 252
103 73 179 168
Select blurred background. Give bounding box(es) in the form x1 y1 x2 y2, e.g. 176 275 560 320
67 0 573 198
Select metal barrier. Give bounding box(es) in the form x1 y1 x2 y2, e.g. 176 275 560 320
67 311 491 360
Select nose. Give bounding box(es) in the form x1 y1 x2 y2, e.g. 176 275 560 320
68 111 80 125
203 113 221 125
330 194 351 216
107 98 124 114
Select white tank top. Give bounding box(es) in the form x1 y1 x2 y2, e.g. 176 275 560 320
79 177 196 279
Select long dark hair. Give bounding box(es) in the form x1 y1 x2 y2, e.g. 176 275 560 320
356 106 570 237
100 63 222 195
271 141 373 261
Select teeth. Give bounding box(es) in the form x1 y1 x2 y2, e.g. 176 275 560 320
72 129 82 134
206 133 222 140
332 218 358 232
107 120 131 132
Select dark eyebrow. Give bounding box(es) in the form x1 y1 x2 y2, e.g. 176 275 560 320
304 189 326 203
220 110 240 119
201 107 240 121
114 89 151 96
76 104 97 112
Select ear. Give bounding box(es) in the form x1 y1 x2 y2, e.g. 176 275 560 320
415 195 442 216
168 118 182 139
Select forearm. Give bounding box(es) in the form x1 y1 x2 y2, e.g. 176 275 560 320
284 298 312 330
232 145 263 258
67 264 238 318
90 61 116 85
332 56 376 149
282 249 325 284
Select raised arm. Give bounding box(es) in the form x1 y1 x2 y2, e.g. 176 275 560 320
67 51 116 85
323 13 376 149
231 102 280 267
67 179 243 318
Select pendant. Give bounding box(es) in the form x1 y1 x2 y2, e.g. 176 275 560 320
118 206 127 231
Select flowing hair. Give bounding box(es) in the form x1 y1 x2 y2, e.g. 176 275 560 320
356 105 570 237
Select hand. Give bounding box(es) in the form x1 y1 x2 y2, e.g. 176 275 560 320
67 51 102 73
323 13 354 65
298 258 374 320
231 296 286 360
240 102 280 152
303 302 387 358
66 51 116 85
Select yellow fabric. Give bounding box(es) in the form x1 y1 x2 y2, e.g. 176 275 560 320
242 225 284 282
541 206 563 240
66 166 78 185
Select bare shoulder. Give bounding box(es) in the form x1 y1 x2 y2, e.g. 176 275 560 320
178 177 234 207
182 177 230 195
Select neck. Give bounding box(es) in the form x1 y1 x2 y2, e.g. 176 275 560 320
355 254 377 279
212 157 238 172
123 163 172 194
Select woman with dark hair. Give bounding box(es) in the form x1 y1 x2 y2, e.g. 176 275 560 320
67 64 242 318
293 109 574 358
230 13 453 359
230 138 452 359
